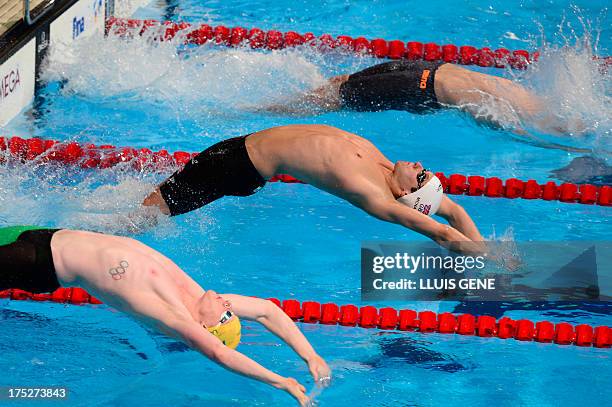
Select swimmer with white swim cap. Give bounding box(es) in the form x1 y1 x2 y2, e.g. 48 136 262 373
396 170 444 216
144 124 485 254
0 227 329 406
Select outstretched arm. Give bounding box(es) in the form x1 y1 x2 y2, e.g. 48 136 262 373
366 196 521 270
169 318 311 406
435 196 484 242
362 197 487 255
123 293 309 406
435 64 581 135
259 75 348 115
224 295 331 383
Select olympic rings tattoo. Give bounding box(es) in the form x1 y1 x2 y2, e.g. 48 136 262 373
108 260 129 280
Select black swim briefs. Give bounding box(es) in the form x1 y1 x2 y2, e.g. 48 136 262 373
159 135 266 216
0 228 62 293
339 60 445 113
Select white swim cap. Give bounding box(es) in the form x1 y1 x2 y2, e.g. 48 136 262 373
397 175 444 216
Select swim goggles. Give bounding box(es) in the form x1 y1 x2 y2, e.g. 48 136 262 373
204 310 234 329
413 168 429 192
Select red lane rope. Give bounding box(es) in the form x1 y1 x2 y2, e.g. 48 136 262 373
1 136 610 207
0 287 609 348
105 17 612 70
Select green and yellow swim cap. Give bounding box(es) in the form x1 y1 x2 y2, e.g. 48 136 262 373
207 315 241 350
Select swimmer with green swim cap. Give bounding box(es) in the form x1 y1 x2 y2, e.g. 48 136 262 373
0 227 328 406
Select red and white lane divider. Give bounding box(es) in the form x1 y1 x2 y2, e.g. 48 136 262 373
1 136 610 207
105 17 612 71
0 287 610 348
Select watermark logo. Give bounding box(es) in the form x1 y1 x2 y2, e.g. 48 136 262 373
372 251 486 274
361 241 611 302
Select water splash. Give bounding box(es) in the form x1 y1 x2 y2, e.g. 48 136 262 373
487 225 516 242
486 226 521 273
37 7 609 153
0 158 174 234
504 8 610 157
41 32 329 119
113 0 151 18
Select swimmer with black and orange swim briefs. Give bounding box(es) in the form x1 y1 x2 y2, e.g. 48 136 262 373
263 61 571 134
143 124 486 255
0 226 329 406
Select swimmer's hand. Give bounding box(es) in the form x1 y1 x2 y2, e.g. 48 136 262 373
307 354 331 386
276 377 310 406
486 249 522 272
503 255 522 272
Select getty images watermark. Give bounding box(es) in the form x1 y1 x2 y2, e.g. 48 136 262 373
371 251 490 290
361 241 611 302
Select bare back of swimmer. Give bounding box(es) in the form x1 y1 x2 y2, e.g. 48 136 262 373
144 124 485 255
0 227 329 406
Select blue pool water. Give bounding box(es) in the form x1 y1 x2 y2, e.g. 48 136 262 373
1 0 611 406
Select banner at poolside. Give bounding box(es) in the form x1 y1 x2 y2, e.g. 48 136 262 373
361 241 612 302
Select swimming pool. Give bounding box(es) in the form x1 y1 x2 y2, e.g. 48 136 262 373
1 0 611 406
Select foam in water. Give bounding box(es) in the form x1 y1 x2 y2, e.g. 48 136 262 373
41 31 329 119
0 158 177 235
40 11 609 152
485 226 521 273
453 44 609 155
504 9 610 156
113 0 151 18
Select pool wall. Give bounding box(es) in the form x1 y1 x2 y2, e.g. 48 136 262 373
0 0 106 126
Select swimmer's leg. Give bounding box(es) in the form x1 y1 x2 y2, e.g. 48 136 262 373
261 74 349 115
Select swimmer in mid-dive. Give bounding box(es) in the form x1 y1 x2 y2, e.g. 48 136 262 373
143 124 485 255
263 61 571 134
0 226 329 406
